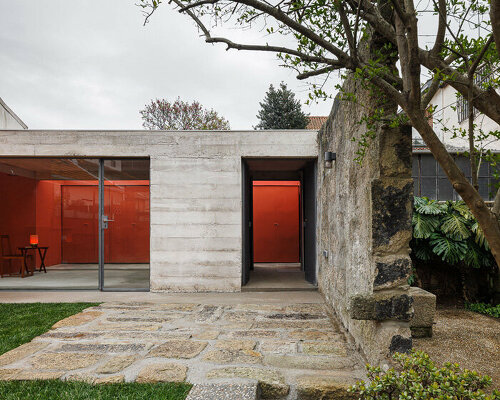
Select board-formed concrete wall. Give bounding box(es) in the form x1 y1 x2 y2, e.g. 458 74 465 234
0 129 318 292
317 77 414 365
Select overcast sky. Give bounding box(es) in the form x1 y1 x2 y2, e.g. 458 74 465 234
0 0 335 130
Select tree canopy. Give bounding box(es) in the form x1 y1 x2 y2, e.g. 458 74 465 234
255 82 309 129
140 98 230 130
138 0 500 270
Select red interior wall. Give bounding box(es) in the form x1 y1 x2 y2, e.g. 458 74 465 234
253 181 300 263
36 180 62 267
0 172 36 273
104 185 150 263
1 175 150 268
61 185 99 263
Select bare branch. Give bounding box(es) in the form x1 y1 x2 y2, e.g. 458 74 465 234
421 77 441 110
178 0 219 13
390 0 409 24
206 36 338 65
297 65 342 80
431 0 446 56
492 0 500 59
335 0 356 56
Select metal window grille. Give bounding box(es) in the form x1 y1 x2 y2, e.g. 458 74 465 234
412 153 497 201
456 65 492 123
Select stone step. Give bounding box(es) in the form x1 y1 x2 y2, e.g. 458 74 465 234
296 374 360 400
186 383 260 400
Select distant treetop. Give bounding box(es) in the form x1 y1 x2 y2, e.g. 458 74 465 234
255 83 309 130
140 98 230 130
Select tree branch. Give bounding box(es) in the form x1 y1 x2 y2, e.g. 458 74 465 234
335 0 356 56
297 65 342 80
206 36 338 65
431 0 446 56
492 0 500 59
421 76 441 110
390 0 409 24
469 35 494 76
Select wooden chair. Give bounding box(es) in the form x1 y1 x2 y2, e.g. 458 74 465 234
0 235 26 278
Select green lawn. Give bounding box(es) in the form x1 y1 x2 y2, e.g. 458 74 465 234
0 303 98 355
0 380 192 400
0 303 191 400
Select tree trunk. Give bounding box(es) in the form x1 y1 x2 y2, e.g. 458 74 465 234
407 108 500 271
492 1 500 60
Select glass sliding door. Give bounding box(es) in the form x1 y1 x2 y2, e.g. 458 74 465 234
101 159 150 290
0 158 99 289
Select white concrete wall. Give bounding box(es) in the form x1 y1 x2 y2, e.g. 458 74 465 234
0 129 318 292
0 98 27 129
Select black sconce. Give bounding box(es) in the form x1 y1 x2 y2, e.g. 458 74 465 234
324 151 336 168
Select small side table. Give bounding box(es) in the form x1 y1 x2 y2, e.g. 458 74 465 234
18 246 49 273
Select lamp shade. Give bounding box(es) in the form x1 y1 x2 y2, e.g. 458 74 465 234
30 235 39 246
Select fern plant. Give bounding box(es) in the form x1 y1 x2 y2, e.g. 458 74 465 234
411 197 495 268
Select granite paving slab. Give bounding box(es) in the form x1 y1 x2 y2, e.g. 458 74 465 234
0 302 366 399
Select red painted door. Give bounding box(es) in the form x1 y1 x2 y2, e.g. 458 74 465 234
61 185 99 263
253 181 300 262
104 185 150 263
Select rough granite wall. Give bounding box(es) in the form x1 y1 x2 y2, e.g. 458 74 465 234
317 76 414 365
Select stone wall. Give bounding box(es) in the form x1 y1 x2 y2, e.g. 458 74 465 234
317 76 414 365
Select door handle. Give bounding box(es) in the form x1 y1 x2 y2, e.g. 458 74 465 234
102 215 114 229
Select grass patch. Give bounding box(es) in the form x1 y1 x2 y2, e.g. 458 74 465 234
465 302 500 318
0 303 98 355
0 380 192 400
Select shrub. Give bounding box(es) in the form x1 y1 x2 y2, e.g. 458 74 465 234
349 350 499 400
411 197 494 269
465 302 500 318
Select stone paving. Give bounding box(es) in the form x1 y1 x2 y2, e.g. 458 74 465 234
0 302 366 399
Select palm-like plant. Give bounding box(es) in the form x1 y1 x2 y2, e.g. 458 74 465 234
411 197 494 268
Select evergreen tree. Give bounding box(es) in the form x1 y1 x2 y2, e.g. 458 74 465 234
255 83 309 129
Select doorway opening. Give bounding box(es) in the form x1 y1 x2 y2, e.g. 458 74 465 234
242 158 317 291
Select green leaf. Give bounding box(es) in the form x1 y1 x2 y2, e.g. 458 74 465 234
414 197 447 215
412 213 440 239
464 240 483 268
471 221 490 250
412 240 433 261
429 233 468 264
451 201 473 220
440 212 471 240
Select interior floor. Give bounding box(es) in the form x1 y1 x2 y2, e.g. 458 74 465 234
0 264 149 289
243 263 316 291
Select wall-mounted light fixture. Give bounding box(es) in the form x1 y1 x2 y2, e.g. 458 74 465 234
324 151 336 168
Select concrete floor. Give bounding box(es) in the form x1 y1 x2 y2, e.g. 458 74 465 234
243 263 316 291
0 264 149 290
0 291 323 304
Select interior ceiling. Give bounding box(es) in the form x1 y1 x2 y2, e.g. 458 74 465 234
0 158 149 181
245 158 313 172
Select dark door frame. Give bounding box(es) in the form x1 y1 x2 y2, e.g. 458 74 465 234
99 158 151 292
241 158 317 286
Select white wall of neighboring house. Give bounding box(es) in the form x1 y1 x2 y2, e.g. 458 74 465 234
0 97 27 129
412 84 500 151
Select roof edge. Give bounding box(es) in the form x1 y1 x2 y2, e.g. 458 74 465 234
0 97 28 129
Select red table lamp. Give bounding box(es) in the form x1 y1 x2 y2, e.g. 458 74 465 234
30 235 39 247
